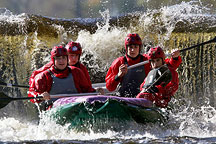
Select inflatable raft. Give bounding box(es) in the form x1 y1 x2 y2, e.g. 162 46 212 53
49 95 167 132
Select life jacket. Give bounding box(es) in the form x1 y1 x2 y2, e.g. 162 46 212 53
44 69 78 109
118 55 146 97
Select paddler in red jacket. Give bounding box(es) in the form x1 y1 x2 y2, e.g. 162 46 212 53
136 46 181 108
65 41 102 93
28 41 101 94
105 33 181 97
28 45 94 109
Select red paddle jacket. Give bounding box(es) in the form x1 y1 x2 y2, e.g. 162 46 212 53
105 54 182 92
28 61 53 87
136 65 180 108
73 62 96 92
28 61 95 93
28 65 94 103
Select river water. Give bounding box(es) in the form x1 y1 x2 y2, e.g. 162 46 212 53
0 1 216 143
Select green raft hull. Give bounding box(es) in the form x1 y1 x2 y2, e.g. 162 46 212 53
49 96 167 132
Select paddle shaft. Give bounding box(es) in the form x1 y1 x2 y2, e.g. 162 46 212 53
128 36 216 69
179 36 216 52
49 92 100 99
0 81 29 88
0 36 215 89
0 92 101 109
13 92 100 101
1 96 43 101
127 53 171 70
31 92 101 100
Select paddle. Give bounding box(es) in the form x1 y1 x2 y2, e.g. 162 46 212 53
0 37 215 109
1 37 215 89
0 80 29 88
0 92 100 109
128 36 216 70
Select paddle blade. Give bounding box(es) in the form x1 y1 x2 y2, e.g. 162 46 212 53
0 92 13 109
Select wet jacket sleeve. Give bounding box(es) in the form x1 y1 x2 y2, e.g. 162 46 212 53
105 58 123 92
28 71 52 103
165 56 182 70
28 61 53 86
71 67 95 93
79 63 96 92
154 67 179 107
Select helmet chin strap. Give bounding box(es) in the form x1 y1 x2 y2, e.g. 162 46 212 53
73 61 80 67
53 65 68 72
162 58 165 64
127 53 141 60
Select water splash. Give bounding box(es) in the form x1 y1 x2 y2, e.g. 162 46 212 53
138 0 216 47
0 1 216 143
77 10 127 70
175 105 216 138
0 8 26 23
1 105 216 142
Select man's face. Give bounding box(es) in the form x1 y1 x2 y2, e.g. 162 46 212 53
68 54 79 66
150 58 163 69
127 44 140 58
54 55 68 70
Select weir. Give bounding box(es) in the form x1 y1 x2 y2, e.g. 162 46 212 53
0 11 215 120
